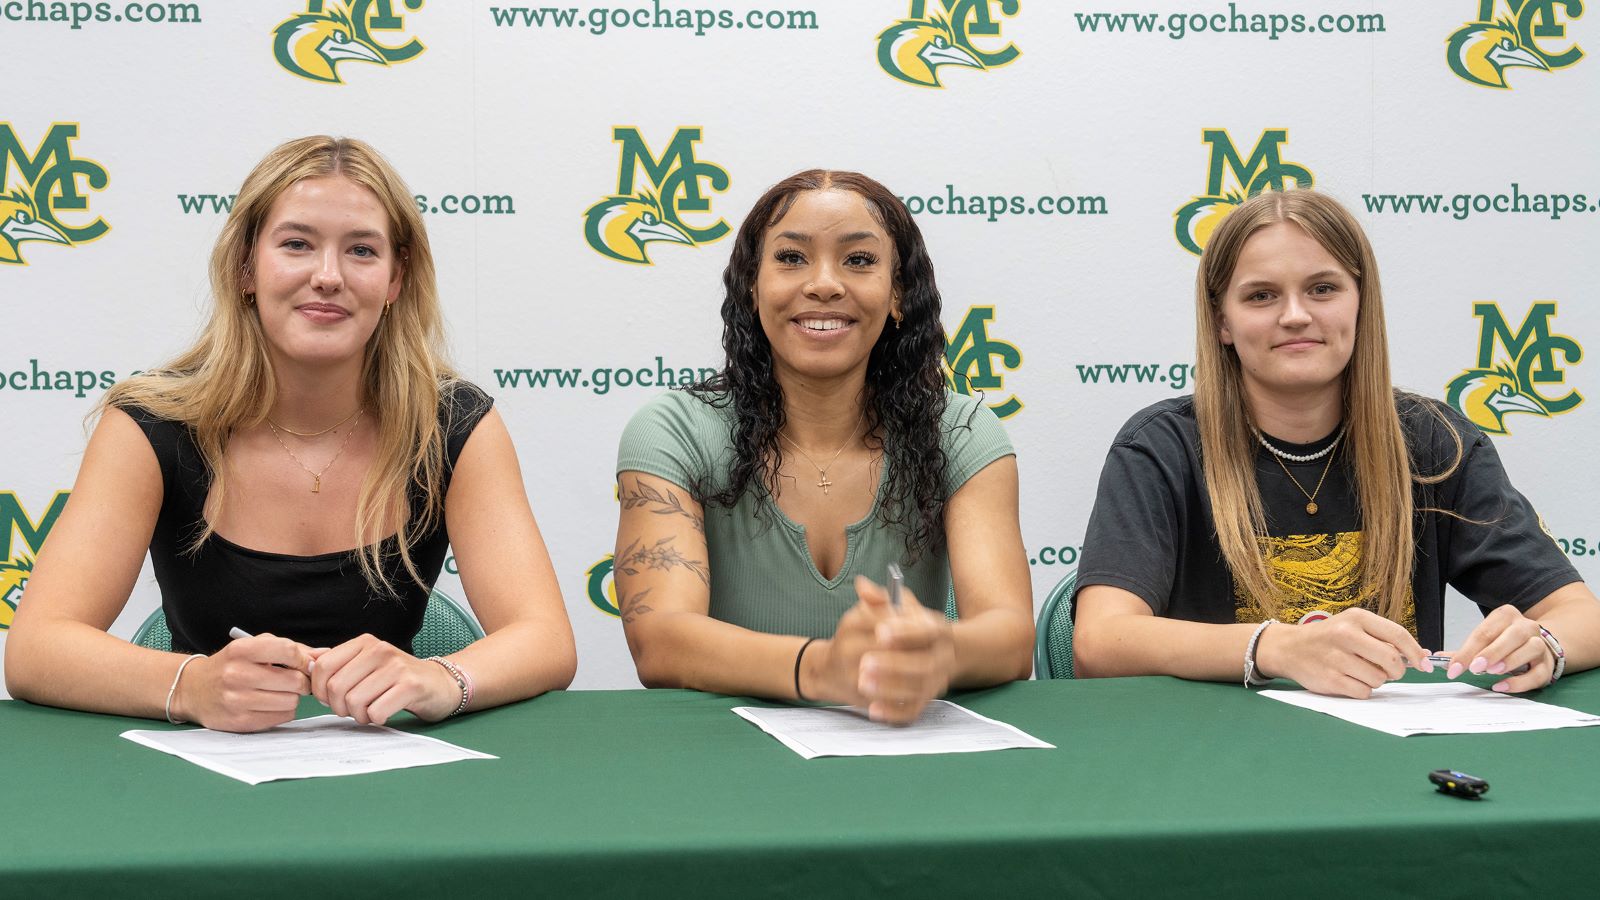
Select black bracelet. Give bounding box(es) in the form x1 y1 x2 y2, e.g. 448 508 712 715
794 637 819 702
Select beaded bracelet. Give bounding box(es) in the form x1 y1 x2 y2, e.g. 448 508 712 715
426 656 473 717
165 653 206 725
1538 625 1567 685
1243 619 1278 688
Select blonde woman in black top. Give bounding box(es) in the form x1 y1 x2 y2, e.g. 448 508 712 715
6 137 575 730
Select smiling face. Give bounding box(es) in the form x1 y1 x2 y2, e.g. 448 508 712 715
245 175 402 371
753 189 899 385
1217 221 1359 408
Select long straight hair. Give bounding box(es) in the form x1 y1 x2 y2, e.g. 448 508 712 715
1194 190 1424 621
100 136 456 595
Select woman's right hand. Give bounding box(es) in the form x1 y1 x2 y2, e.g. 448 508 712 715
1254 607 1431 698
806 577 955 724
172 633 315 732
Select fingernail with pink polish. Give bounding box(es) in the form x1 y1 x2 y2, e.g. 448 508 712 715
1447 662 1464 679
1470 656 1490 674
1488 661 1508 675
1492 682 1511 693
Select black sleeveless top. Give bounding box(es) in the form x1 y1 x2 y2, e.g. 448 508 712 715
123 382 493 655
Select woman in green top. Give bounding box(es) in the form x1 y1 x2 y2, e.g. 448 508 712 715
615 170 1033 723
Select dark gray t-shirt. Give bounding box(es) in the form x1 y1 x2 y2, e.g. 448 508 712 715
1076 394 1579 650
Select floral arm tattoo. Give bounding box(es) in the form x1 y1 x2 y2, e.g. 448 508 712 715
616 536 711 587
619 479 706 534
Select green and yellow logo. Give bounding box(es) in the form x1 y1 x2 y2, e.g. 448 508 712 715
583 127 729 266
945 305 1022 419
1 491 68 630
272 0 426 85
1174 128 1313 256
1447 1 1584 89
585 555 619 618
877 0 1021 88
0 124 109 268
1447 302 1583 434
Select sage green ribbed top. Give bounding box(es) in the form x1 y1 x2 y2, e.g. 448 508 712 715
616 390 1014 637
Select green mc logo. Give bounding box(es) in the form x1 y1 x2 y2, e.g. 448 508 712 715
583 127 730 266
1447 1 1584 89
1 492 68 630
1446 302 1583 435
877 0 1021 88
0 123 109 267
273 0 426 84
945 305 1022 419
1173 128 1313 256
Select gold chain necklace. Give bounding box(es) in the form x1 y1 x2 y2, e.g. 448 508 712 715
1270 449 1338 516
267 409 363 493
778 414 864 495
266 406 363 437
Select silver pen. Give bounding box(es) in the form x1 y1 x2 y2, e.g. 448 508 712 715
886 562 904 610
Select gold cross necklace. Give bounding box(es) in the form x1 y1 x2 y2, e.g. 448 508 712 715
779 414 864 495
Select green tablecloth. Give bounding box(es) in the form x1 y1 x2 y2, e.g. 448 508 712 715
6 674 1600 897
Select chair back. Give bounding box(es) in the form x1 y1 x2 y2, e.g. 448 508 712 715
129 590 484 657
1033 570 1077 679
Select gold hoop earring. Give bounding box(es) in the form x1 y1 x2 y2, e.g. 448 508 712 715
382 302 392 319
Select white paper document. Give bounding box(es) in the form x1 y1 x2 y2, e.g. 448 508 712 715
121 715 497 784
731 700 1055 759
1259 682 1600 737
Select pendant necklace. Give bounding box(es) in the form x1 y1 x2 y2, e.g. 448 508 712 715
779 414 864 495
268 409 364 494
1256 425 1345 516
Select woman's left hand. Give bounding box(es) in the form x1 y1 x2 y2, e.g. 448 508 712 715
852 576 956 724
309 634 463 724
1443 604 1554 693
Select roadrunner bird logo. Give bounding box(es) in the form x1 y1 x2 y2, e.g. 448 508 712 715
0 555 31 630
876 1 1021 89
0 186 69 267
1446 2 1585 89
272 1 425 84
1446 363 1550 435
583 191 693 266
583 127 729 267
1173 129 1313 256
1447 18 1549 88
878 15 983 87
1446 302 1583 435
273 3 387 83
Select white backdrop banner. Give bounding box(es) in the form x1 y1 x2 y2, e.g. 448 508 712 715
3 1 1596 692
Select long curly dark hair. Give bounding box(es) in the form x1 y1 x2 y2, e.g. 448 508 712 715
688 170 955 560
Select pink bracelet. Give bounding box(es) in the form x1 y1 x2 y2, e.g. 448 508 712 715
426 656 473 717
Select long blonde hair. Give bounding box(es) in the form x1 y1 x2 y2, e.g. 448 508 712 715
100 135 456 594
1194 190 1440 622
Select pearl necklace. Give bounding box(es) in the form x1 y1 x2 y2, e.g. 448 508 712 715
1253 425 1346 463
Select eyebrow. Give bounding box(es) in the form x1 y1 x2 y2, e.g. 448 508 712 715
773 230 882 244
1235 270 1348 291
270 221 388 242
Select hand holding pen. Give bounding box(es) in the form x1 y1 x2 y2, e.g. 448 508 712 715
169 628 314 733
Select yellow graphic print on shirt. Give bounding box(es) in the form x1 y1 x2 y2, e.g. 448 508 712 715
1234 531 1416 635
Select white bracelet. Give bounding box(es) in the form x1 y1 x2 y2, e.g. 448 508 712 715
1538 625 1566 685
165 653 206 725
1244 619 1278 688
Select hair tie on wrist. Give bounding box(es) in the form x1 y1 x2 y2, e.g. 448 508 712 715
794 637 819 703
165 654 207 725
